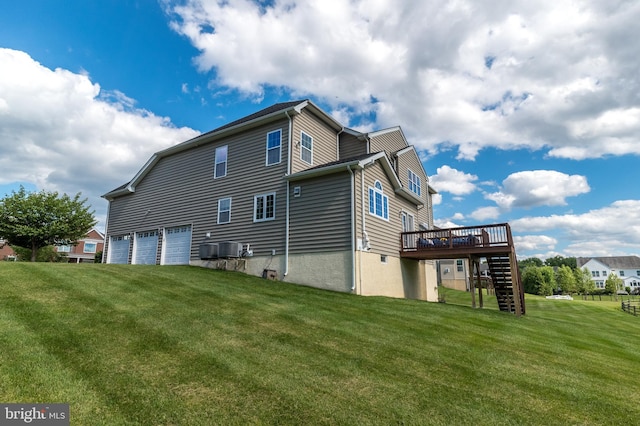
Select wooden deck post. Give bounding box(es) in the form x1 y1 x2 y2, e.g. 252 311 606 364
469 259 476 309
475 259 484 309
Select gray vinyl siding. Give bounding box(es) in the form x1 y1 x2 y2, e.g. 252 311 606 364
106 118 291 260
339 133 367 159
291 109 339 174
361 162 420 255
396 148 433 227
289 172 352 253
369 129 407 158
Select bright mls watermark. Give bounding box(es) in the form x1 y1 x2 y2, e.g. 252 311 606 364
1 404 69 425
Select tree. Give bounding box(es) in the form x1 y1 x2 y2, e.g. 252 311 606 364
0 186 96 262
539 266 556 296
574 267 595 295
519 257 543 269
545 255 577 269
605 273 624 295
522 266 545 295
556 265 577 294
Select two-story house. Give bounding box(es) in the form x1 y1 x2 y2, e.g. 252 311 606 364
0 238 17 261
102 100 439 301
55 228 105 263
577 256 640 291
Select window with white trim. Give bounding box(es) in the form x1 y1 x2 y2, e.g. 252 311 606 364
254 192 276 222
57 245 71 253
84 242 97 253
217 197 231 224
368 181 389 220
408 169 421 196
266 130 282 166
214 145 228 178
300 131 313 164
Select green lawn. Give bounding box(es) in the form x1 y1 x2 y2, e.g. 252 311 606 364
1 263 639 425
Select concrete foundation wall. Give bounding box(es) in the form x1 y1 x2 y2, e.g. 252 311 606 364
356 252 438 301
194 251 352 293
194 251 439 302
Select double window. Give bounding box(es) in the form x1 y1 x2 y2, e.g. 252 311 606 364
254 192 276 222
266 130 282 166
408 169 421 196
84 242 97 253
214 145 228 178
300 131 313 164
369 181 389 220
218 198 231 224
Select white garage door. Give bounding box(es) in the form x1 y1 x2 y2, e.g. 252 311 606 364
163 225 192 265
134 231 158 264
109 235 130 264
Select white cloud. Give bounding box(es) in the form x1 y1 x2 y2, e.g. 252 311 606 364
165 0 640 160
511 200 640 256
486 170 590 209
470 206 500 222
0 48 200 226
430 165 478 196
513 234 558 252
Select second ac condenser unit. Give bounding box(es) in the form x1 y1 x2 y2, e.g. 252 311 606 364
218 241 243 258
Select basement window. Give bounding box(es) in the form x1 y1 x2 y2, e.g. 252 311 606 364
381 255 388 264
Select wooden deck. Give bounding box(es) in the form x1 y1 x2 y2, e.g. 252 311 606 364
400 223 525 316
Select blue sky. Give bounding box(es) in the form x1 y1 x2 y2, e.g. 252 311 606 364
1 0 639 259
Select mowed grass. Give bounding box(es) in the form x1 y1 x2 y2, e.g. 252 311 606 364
1 264 639 425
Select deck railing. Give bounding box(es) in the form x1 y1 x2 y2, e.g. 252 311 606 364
400 223 514 253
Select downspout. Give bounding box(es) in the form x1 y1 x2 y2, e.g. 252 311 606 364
359 165 366 294
102 199 111 264
347 165 356 292
284 110 293 277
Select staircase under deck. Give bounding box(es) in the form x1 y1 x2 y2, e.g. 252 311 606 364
400 223 525 316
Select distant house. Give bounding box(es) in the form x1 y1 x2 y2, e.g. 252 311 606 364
0 238 17 261
438 259 491 292
102 100 440 301
56 228 105 263
577 256 640 291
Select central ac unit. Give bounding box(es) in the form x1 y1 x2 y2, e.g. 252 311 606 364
218 241 243 258
199 242 218 260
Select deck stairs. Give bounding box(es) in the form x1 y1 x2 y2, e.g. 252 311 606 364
485 253 525 315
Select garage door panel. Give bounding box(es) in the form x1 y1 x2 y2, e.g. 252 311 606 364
109 236 130 264
134 231 158 264
163 225 192 265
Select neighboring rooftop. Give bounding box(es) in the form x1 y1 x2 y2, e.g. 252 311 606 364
577 256 640 269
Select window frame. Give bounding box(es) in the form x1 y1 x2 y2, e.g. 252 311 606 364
408 169 422 196
254 192 276 222
266 130 282 166
214 145 228 179
217 197 232 224
300 131 313 165
368 180 389 221
83 242 97 254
